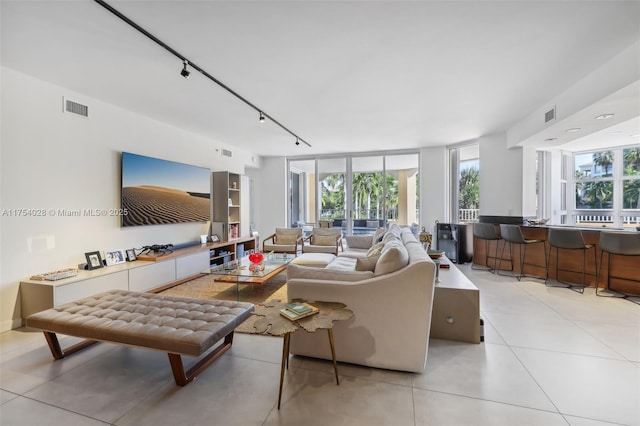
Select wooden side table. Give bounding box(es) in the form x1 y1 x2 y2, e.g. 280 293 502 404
247 300 353 409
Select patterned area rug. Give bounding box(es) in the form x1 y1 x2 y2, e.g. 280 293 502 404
160 272 288 333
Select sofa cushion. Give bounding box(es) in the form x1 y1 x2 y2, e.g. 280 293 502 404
382 231 401 245
374 241 409 276
346 235 374 249
366 242 384 257
290 253 336 267
286 263 374 282
325 256 358 271
355 253 380 272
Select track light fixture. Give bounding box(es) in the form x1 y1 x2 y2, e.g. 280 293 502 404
94 0 310 148
180 60 190 78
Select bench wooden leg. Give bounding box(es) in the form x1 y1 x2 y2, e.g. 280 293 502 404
168 331 235 386
43 332 98 360
42 330 235 387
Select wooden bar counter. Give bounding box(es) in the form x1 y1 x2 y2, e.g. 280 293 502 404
473 225 640 295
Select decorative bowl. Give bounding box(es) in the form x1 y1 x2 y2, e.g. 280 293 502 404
427 250 445 259
248 252 264 264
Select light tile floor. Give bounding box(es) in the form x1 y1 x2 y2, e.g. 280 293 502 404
1 264 638 426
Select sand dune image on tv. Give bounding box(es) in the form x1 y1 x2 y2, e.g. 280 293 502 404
122 186 210 227
121 152 211 227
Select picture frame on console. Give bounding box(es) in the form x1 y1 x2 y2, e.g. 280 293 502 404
105 249 126 266
125 249 137 262
85 251 104 270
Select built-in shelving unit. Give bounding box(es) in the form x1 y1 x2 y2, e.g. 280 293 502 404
207 235 256 267
212 171 242 240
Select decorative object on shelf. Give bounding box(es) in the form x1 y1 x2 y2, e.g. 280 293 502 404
30 268 78 281
427 249 445 259
419 226 433 250
139 244 174 255
230 224 239 239
125 249 137 262
84 251 104 270
525 218 549 226
211 234 220 243
248 251 265 273
105 249 126 266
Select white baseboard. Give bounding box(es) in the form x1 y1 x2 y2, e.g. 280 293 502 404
0 318 24 332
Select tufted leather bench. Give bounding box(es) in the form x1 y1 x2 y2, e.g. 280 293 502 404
26 289 254 386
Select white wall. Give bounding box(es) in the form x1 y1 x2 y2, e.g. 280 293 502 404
246 156 288 248
521 146 538 217
420 146 448 235
0 68 255 331
479 133 525 216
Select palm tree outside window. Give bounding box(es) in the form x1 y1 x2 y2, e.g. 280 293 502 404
571 146 640 228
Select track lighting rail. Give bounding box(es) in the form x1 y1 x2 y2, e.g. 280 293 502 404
94 0 311 148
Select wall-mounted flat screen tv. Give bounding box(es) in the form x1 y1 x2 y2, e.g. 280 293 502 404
121 152 211 227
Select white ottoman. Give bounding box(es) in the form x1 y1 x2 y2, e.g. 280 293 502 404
290 253 336 268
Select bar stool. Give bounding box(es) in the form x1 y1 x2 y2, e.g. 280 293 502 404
497 224 547 281
597 232 640 305
472 223 500 273
545 228 596 294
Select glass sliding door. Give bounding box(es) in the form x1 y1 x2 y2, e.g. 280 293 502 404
288 159 315 229
318 158 348 234
385 153 419 229
287 151 420 236
352 156 385 234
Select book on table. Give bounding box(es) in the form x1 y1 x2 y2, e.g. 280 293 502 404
280 302 319 321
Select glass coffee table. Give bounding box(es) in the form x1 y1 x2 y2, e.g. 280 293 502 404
203 254 295 301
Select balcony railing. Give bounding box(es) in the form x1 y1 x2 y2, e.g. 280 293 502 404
459 209 479 222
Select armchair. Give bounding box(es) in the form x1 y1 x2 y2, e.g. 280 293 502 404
262 228 303 256
302 227 343 256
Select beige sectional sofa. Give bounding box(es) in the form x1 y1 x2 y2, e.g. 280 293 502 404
286 224 437 373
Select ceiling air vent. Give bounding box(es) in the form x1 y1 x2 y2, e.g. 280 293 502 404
222 149 233 158
63 97 89 118
544 106 556 123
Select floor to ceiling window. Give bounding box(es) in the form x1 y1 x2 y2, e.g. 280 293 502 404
287 151 420 235
569 145 640 228
449 144 480 223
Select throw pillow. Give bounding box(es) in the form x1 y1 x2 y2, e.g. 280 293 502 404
275 228 300 246
277 235 297 245
313 235 337 246
356 254 379 271
374 244 409 276
372 228 385 245
366 242 384 257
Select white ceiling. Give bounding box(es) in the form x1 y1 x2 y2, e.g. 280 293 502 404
2 0 639 157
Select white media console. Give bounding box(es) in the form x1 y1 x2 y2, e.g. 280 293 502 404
20 237 256 322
